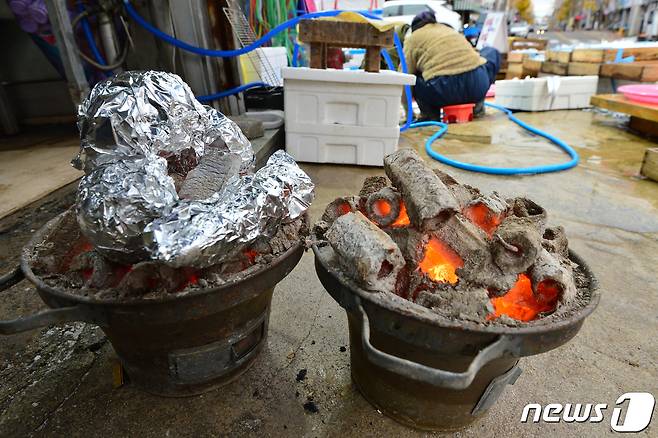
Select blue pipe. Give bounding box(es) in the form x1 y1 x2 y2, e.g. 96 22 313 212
198 82 269 102
78 2 112 75
392 32 414 132
292 41 301 67
123 1 379 58
124 0 579 175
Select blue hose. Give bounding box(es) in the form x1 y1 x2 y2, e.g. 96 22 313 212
197 82 269 102
78 2 112 76
123 1 379 58
392 32 414 133
123 0 579 175
292 42 301 67
412 103 579 175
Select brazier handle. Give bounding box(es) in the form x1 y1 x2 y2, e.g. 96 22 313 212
0 266 90 335
355 297 515 390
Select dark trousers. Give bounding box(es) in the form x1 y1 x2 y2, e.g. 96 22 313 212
413 47 501 118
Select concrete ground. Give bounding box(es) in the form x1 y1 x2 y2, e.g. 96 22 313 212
0 108 656 437
0 125 80 218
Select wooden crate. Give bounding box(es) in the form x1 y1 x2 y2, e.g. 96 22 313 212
572 46 658 63
541 61 568 75
599 62 658 82
298 19 393 72
506 62 524 79
640 147 658 182
571 48 605 63
547 50 571 63
603 47 658 62
568 62 601 76
523 58 542 76
591 94 658 137
591 94 658 121
507 51 528 63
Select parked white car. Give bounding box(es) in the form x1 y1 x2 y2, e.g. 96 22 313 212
509 21 531 37
381 0 462 31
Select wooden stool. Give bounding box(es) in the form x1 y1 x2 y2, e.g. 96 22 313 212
298 19 394 73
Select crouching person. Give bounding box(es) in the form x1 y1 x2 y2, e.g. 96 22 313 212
404 11 500 119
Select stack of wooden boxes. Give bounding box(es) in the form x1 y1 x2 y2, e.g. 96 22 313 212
506 51 544 79
540 46 658 80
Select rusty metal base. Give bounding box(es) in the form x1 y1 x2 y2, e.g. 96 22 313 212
346 313 519 431
0 210 306 398
313 243 598 431
113 290 274 397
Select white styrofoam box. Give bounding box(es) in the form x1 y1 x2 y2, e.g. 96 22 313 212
240 47 288 85
282 67 415 166
494 76 599 111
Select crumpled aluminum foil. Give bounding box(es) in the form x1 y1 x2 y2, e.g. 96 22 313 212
144 150 315 268
74 70 253 173
75 71 314 268
76 156 179 263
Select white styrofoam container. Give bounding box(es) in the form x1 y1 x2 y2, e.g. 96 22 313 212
494 76 599 111
282 67 416 166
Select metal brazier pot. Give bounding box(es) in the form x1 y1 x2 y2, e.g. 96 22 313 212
313 243 599 431
0 211 303 397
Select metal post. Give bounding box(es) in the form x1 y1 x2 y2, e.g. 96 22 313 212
168 0 224 111
98 11 122 72
43 0 90 105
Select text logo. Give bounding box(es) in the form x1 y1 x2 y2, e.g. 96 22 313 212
521 392 655 433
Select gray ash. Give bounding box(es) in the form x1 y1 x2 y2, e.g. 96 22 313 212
29 209 309 301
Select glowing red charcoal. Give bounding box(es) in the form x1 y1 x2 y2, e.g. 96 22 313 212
186 273 199 286
338 201 352 216
391 201 410 228
463 203 503 237
63 240 95 271
176 268 200 291
418 237 463 285
535 279 561 307
488 274 558 322
373 199 392 217
244 249 258 264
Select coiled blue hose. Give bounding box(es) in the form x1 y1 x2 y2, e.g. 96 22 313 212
411 103 580 175
123 0 579 175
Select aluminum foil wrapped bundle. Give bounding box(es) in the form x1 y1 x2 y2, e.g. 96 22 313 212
144 150 315 268
77 156 179 263
74 70 314 268
74 70 253 173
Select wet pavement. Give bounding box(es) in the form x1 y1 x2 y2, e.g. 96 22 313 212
0 109 656 437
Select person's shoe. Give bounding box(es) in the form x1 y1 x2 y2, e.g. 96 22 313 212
416 112 441 122
473 101 486 118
